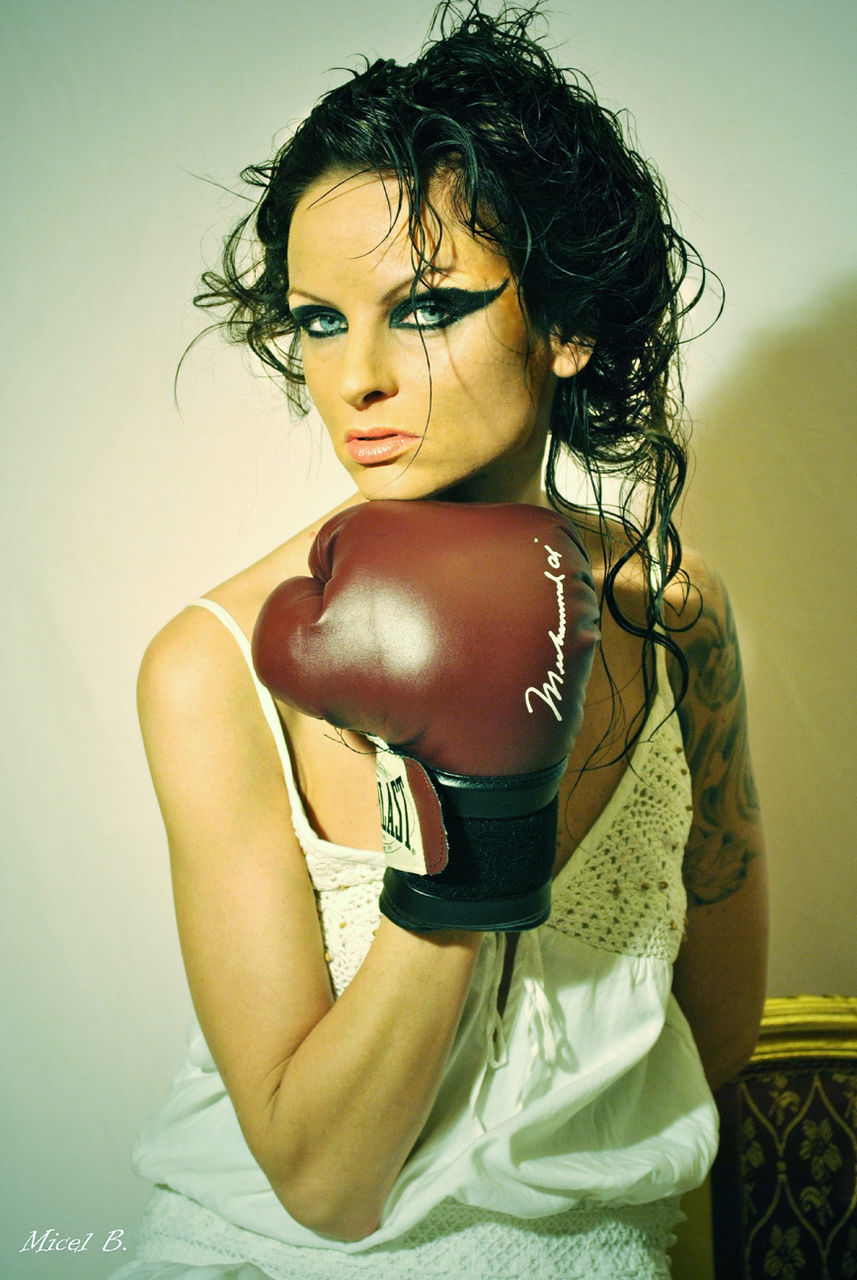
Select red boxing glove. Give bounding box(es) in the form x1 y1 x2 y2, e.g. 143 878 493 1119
252 501 600 931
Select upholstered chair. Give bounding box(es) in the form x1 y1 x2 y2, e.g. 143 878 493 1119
671 995 857 1280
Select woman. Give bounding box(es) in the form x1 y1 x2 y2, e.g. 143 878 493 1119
112 3 768 1277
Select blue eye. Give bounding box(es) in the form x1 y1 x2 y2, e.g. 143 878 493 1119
390 282 510 332
392 296 457 331
289 279 509 339
290 307 347 339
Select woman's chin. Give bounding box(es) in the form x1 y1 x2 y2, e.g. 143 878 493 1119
349 463 457 504
344 455 540 506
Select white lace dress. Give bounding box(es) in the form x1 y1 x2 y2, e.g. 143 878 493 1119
109 599 718 1280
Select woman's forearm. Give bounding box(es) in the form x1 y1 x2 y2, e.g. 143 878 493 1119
261 919 484 1241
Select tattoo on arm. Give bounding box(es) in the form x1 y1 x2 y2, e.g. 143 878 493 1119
675 574 761 907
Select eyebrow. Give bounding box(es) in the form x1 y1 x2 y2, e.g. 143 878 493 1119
287 267 460 309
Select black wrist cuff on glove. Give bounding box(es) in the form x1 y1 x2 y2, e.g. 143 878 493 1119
378 762 565 933
427 759 566 819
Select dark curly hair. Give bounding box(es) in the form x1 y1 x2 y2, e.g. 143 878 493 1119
193 0 719 758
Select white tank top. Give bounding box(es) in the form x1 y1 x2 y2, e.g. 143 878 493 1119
130 597 718 1256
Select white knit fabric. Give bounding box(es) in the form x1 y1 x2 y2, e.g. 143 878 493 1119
291 836 384 998
548 723 691 962
111 1186 684 1279
116 598 718 1279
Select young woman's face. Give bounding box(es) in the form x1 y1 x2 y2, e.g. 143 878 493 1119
286 169 577 503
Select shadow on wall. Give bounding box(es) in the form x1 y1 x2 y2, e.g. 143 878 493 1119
680 280 857 997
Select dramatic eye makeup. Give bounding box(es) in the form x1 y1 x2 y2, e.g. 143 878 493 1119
289 278 509 339
390 279 509 331
288 308 347 339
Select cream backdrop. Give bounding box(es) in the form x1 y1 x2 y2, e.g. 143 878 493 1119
2 1 855 1275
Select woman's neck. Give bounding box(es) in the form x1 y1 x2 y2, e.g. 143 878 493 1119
433 454 548 508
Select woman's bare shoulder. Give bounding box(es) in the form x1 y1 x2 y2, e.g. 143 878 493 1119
662 543 731 656
143 493 364 674
570 507 709 583
137 494 364 735
205 492 365 638
571 508 719 626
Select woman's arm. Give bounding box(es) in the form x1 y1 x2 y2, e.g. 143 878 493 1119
138 604 483 1242
666 553 769 1091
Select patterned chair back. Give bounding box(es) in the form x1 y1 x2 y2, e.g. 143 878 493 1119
710 995 857 1280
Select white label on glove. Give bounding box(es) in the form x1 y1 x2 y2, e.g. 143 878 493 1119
375 750 427 874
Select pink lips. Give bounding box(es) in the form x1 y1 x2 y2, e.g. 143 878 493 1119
344 430 420 465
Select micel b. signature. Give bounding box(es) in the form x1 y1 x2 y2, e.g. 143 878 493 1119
20 1227 127 1253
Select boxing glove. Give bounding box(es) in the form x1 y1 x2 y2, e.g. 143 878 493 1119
252 500 600 932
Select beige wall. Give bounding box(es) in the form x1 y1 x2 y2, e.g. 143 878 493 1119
681 281 857 996
2 1 855 1272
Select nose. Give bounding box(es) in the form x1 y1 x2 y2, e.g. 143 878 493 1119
337 327 398 409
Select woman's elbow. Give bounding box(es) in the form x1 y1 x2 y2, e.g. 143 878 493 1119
270 1173 382 1243
245 1093 386 1242
701 1014 764 1093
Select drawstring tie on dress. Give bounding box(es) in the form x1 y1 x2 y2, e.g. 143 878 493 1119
470 930 558 1134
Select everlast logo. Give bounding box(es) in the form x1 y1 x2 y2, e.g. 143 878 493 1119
378 775 414 854
375 749 428 874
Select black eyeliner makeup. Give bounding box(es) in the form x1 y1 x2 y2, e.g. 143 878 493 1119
391 278 510 328
289 305 344 336
289 277 510 337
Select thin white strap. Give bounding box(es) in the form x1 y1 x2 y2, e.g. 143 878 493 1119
655 628 670 699
188 598 307 826
191 597 254 658
646 541 676 716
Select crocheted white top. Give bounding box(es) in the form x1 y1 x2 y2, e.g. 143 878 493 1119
124 598 718 1276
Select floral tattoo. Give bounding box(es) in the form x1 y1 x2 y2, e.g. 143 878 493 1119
673 573 761 906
